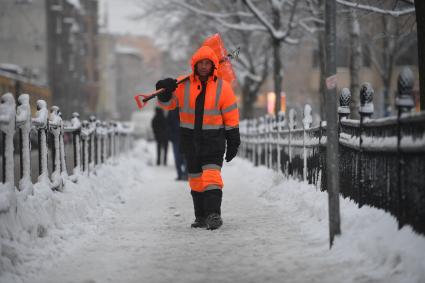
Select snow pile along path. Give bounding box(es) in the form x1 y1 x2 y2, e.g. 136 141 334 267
2 140 425 283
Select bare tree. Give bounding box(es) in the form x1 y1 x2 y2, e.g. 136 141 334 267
176 0 324 115
336 0 422 111
361 13 417 116
133 0 273 118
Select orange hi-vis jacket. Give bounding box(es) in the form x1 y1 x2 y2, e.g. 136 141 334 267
157 46 240 157
157 46 240 192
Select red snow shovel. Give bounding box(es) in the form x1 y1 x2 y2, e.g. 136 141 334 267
134 34 239 110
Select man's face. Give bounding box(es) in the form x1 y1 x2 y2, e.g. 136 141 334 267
196 59 213 78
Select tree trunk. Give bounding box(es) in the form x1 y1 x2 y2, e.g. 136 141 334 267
272 5 282 115
415 1 425 111
349 10 361 119
382 15 396 117
273 39 283 115
318 31 327 120
241 79 256 119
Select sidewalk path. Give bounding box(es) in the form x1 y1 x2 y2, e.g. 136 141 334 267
30 142 425 283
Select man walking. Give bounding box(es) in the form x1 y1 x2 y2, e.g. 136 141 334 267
155 45 240 230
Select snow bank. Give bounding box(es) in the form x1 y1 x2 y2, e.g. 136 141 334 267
229 158 425 283
0 140 151 283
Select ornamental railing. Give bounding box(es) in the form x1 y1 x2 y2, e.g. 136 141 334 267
240 67 425 235
0 93 134 212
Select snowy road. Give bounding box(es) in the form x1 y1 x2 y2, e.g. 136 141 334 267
2 141 425 283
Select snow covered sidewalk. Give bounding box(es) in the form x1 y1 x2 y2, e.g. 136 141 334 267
2 140 425 283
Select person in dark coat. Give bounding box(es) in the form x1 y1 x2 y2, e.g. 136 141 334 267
151 107 168 166
167 107 187 180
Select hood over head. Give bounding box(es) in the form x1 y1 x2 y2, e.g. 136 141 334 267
190 46 219 74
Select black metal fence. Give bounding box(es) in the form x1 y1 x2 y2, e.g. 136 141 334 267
0 93 134 209
240 67 425 235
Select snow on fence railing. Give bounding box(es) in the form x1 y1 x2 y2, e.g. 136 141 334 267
0 94 134 212
240 67 425 235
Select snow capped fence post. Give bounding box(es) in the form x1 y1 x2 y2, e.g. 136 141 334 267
395 67 415 229
0 93 16 185
271 115 278 170
71 112 82 176
303 105 313 182
266 115 272 169
254 118 259 166
338 88 351 125
32 100 49 184
80 120 90 175
89 115 96 169
95 120 102 166
358 83 374 207
116 123 121 157
111 122 117 162
0 93 16 212
288 109 296 175
277 111 285 173
16 94 33 195
258 116 265 166
101 121 107 164
49 106 63 191
59 111 68 181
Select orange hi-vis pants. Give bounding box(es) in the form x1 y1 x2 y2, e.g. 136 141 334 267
187 155 223 192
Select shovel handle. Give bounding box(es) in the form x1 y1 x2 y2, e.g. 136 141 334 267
134 76 190 109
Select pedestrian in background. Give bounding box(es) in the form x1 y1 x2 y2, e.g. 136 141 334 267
167 107 187 181
151 107 168 166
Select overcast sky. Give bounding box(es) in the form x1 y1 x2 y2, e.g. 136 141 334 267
98 0 153 36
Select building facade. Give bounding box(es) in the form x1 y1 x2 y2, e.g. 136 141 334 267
0 0 99 118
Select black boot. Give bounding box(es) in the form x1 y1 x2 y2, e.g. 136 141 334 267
191 191 205 228
205 213 223 230
204 189 223 230
191 217 206 228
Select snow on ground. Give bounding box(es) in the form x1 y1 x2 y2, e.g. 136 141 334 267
1 140 425 283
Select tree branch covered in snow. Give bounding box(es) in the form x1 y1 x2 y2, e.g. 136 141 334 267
336 0 415 17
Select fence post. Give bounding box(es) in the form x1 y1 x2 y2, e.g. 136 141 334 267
271 115 277 170
49 106 63 191
0 93 16 190
258 116 265 166
252 118 260 166
288 109 296 175
303 104 313 182
110 122 116 162
89 115 96 169
277 111 285 173
338 88 351 137
102 121 108 164
81 120 90 175
59 111 68 180
358 83 374 207
16 94 33 194
267 115 272 168
71 112 82 176
395 67 415 228
32 100 49 183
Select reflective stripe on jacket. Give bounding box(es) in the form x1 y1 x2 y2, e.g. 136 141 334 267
157 45 240 157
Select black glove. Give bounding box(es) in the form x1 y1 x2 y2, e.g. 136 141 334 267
225 127 241 162
225 146 238 162
156 78 177 102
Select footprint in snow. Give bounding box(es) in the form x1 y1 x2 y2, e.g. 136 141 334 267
174 212 181 217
